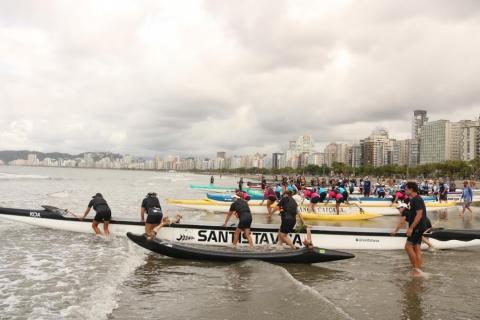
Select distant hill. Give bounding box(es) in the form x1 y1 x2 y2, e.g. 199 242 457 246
0 150 123 163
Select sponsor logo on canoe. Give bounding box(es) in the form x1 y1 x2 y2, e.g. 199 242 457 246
29 211 41 218
298 206 346 214
355 238 380 243
176 234 195 241
197 230 303 246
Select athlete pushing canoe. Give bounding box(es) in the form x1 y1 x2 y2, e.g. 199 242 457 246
223 193 254 248
277 190 306 249
140 192 164 239
80 193 111 236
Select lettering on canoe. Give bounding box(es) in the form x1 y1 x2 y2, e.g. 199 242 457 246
298 206 346 214
29 211 41 218
355 238 380 243
197 230 303 246
176 235 195 241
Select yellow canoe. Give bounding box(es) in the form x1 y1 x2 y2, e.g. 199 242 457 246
351 201 457 208
300 212 381 221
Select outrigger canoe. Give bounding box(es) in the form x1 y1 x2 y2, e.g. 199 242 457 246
127 233 355 264
167 199 379 221
207 192 264 202
0 206 479 250
166 199 456 216
301 212 381 221
190 184 237 192
190 184 261 193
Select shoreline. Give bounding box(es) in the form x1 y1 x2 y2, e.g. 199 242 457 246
2 164 478 187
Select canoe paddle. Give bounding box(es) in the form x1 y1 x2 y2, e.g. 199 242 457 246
65 209 81 219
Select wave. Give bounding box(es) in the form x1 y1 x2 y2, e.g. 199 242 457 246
0 227 144 320
60 239 145 320
47 191 70 198
0 172 51 180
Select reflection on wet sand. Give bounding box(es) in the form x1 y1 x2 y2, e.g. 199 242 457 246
401 278 425 320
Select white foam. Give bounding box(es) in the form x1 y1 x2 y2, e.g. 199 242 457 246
61 240 145 320
0 172 50 180
47 191 70 198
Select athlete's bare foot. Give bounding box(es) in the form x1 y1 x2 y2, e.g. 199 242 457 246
411 268 423 277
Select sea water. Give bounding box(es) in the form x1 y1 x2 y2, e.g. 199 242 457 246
0 166 479 320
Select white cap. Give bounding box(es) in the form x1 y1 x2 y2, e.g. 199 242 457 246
396 202 408 209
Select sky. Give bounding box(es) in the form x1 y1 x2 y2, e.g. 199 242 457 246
1 0 480 157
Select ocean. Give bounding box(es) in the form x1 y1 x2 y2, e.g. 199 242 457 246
0 166 479 320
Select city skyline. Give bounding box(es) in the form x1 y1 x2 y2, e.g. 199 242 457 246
2 1 480 156
4 110 479 171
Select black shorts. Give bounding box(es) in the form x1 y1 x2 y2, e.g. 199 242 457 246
311 196 321 204
267 196 277 202
238 216 252 229
280 218 296 234
94 209 111 222
378 191 385 198
336 198 344 204
439 193 447 201
406 228 424 246
275 192 281 199
342 192 349 200
146 212 163 224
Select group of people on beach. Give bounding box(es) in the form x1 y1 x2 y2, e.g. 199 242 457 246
78 174 475 277
258 180 351 216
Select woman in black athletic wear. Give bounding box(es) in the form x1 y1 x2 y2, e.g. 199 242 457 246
81 193 111 236
223 194 254 248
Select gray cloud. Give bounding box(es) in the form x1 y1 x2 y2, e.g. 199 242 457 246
1 0 479 156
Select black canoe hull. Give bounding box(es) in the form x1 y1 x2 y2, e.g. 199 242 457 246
427 229 480 242
127 232 355 263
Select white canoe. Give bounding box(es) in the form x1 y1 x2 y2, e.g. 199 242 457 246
0 206 479 250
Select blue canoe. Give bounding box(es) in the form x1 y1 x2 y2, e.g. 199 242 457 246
207 192 264 202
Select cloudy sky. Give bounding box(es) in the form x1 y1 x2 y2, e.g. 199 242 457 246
1 0 479 156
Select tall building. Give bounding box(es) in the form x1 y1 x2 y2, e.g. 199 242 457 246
272 153 285 169
283 135 316 168
460 119 480 161
288 141 296 150
449 121 465 160
408 110 428 166
324 143 350 166
407 139 419 166
392 140 408 166
477 115 480 158
216 152 226 159
349 143 362 167
412 110 428 140
419 120 451 164
308 152 325 166
360 128 394 167
324 143 338 167
295 135 315 153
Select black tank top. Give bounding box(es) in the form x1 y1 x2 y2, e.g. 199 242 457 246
89 197 109 211
142 197 161 212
